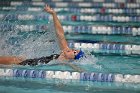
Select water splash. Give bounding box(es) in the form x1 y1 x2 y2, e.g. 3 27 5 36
78 55 98 65
0 22 61 59
0 21 100 70
71 51 101 69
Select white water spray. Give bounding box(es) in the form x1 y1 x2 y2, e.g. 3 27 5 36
0 22 61 59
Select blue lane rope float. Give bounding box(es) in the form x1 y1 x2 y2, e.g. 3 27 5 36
5 0 140 4
1 24 140 36
71 42 140 55
30 0 140 3
8 1 140 8
1 0 140 9
0 68 140 83
1 7 140 15
0 13 140 22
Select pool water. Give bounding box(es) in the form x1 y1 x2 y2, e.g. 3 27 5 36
0 76 140 93
0 54 139 93
0 0 140 93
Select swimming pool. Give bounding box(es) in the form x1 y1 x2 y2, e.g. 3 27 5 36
0 0 140 93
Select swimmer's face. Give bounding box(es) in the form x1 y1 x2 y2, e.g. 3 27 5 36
63 49 79 59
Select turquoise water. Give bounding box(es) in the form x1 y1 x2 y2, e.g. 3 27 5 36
0 0 140 93
0 54 139 93
0 20 140 93
0 77 140 93
0 34 140 93
8 55 139 75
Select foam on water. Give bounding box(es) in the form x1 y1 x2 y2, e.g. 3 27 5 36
0 22 61 59
71 51 101 69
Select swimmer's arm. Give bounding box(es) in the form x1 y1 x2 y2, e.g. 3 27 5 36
44 5 69 50
0 56 25 65
52 12 68 50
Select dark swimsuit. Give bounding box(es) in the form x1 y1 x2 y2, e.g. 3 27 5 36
19 54 60 66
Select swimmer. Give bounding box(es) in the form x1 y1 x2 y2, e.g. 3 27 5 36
0 5 85 71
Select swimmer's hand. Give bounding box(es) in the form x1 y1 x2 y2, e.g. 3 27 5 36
44 4 55 15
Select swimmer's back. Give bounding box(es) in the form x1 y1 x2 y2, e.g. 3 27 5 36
19 54 60 66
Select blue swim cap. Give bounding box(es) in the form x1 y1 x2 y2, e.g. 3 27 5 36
74 50 84 60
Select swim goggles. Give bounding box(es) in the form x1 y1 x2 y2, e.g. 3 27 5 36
74 50 84 59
